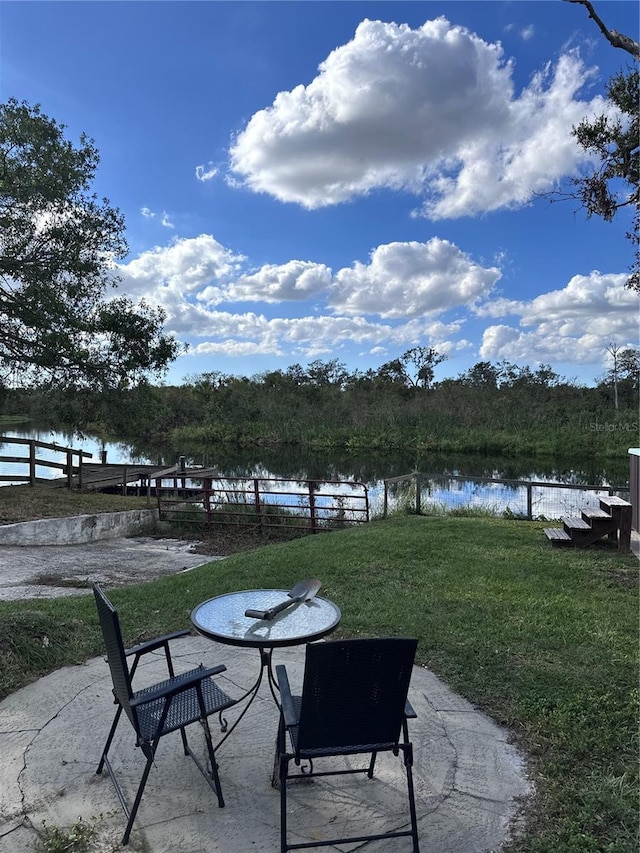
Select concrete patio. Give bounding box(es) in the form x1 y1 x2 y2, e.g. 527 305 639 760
0 634 532 852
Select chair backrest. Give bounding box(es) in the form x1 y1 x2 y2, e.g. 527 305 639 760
296 637 418 753
93 583 135 724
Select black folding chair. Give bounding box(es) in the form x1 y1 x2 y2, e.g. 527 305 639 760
274 637 420 852
93 583 234 846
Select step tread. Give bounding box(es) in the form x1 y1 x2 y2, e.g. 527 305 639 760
562 516 591 530
581 507 611 519
544 527 572 541
599 495 632 508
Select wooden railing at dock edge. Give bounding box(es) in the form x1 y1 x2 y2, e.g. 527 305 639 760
0 436 93 488
382 471 631 521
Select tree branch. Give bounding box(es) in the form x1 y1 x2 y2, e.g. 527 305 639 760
565 0 640 58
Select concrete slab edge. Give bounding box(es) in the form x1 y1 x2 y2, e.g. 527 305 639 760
0 509 160 546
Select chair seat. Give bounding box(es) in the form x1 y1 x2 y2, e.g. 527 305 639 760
135 668 234 741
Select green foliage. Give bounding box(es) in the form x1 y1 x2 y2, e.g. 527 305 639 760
562 1 639 291
572 67 639 291
41 818 96 852
4 353 638 459
0 98 178 390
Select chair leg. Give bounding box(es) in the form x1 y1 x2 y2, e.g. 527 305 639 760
122 748 156 846
97 705 123 776
367 750 378 778
179 724 189 756
404 746 420 853
272 713 286 788
200 716 225 808
279 754 289 853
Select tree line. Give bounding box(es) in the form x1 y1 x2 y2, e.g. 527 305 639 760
3 351 638 461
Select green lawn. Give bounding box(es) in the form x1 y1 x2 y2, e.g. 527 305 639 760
0 515 637 852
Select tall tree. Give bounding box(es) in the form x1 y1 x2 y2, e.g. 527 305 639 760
564 1 639 291
0 99 179 390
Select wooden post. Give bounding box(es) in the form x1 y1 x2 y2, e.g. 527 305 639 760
253 479 262 534
526 484 533 520
101 449 108 464
618 505 632 553
77 452 83 491
383 482 388 519
308 481 318 533
29 440 36 486
204 477 213 526
122 466 128 496
415 472 421 515
66 449 73 488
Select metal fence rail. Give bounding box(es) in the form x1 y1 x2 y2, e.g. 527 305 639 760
383 472 630 521
155 474 370 533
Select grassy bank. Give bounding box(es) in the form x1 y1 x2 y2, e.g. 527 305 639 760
0 484 152 524
0 515 637 851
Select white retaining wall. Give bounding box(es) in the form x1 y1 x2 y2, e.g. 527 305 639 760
0 510 159 546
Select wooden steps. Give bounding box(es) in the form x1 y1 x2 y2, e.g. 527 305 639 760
544 496 632 553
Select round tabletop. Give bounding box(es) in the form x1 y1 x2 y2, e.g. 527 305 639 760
191 589 341 648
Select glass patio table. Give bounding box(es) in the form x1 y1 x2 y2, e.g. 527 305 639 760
191 589 341 750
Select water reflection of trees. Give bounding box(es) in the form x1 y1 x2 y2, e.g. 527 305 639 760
124 438 629 489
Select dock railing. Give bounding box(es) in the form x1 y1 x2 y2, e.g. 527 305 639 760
383 471 631 521
0 436 92 488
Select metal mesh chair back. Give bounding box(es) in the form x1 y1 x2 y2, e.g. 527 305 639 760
296 637 418 754
93 584 135 727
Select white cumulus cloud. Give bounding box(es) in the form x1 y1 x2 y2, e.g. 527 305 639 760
479 272 638 365
229 17 609 217
332 238 501 318
224 260 333 304
116 235 246 302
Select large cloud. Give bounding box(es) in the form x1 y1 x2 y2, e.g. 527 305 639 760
479 272 638 365
228 17 609 216
332 238 501 317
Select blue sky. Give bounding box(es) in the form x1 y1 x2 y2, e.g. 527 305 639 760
3 0 638 386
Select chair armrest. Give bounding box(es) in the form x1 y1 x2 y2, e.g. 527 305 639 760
404 698 417 719
275 664 299 727
130 664 227 708
125 629 191 657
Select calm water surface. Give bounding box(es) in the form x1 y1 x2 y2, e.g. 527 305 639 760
0 426 632 519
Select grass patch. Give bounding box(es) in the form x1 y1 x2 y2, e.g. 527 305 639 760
0 484 151 524
0 515 637 851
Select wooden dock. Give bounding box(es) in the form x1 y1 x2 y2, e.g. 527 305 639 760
69 461 213 493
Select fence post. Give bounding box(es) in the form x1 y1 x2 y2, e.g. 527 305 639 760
383 481 388 519
253 479 262 534
308 481 318 534
66 449 73 488
415 473 421 515
204 477 213 525
122 466 128 496
526 484 533 519
101 449 108 464
28 440 36 486
77 452 83 491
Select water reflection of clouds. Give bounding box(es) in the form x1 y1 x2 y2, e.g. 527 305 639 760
382 477 620 521
0 430 627 521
